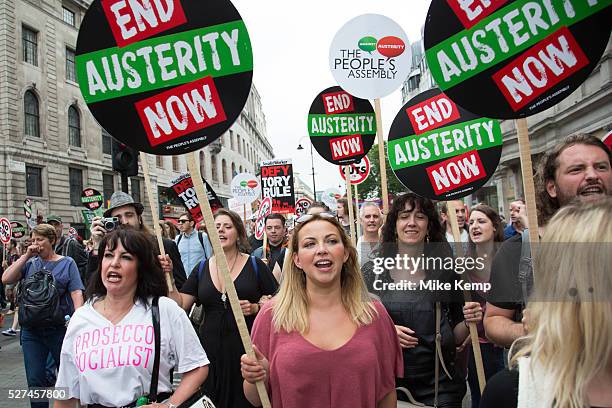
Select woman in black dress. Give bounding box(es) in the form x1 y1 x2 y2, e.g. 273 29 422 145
179 209 278 408
362 193 482 408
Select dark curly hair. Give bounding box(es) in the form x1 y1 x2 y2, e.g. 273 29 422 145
380 193 447 258
86 226 168 305
214 209 251 253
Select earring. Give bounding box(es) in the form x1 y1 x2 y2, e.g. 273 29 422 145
426 234 430 243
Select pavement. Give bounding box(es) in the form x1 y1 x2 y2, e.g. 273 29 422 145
0 313 29 408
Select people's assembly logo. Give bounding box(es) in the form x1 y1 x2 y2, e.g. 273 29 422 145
240 180 258 189
357 36 406 58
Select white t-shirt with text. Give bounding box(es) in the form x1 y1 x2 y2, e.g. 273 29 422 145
55 296 209 406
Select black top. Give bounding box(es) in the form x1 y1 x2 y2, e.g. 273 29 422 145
86 236 187 290
481 369 607 408
487 234 524 314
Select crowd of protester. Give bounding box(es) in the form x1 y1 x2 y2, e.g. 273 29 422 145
0 134 610 407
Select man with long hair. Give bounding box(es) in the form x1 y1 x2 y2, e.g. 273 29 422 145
485 134 611 347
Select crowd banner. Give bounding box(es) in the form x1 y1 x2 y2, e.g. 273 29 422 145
260 159 296 214
424 0 611 261
386 87 503 391
254 197 273 260
307 86 376 165
10 222 26 239
0 217 12 265
329 14 412 214
171 173 224 223
81 187 105 217
388 88 502 200
322 188 342 211
76 0 269 404
294 197 312 219
338 156 370 185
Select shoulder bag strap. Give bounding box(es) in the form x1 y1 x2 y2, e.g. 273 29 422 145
250 255 259 281
149 296 161 402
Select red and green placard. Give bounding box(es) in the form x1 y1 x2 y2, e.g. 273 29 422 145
424 0 611 118
388 88 502 200
81 188 104 213
10 222 26 239
307 86 376 165
76 0 253 155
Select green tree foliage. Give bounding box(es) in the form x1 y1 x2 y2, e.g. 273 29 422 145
356 142 406 200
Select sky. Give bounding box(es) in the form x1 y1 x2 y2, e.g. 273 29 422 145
232 0 433 196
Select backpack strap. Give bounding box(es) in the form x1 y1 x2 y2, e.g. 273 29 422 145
198 232 210 259
176 234 182 246
149 297 161 402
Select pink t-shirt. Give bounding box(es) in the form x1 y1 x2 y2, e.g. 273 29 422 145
251 300 403 408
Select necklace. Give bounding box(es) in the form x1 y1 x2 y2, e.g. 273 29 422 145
101 298 133 324
218 253 240 308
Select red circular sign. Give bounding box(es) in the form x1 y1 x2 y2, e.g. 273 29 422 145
0 218 12 245
339 156 371 185
295 198 313 218
255 197 273 240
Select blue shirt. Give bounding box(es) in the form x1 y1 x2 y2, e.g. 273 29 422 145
504 223 520 240
23 256 85 317
175 231 212 277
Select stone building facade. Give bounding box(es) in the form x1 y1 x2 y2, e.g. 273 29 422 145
0 0 273 237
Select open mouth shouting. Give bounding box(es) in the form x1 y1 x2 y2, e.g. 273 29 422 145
579 183 605 198
314 259 334 272
106 271 122 284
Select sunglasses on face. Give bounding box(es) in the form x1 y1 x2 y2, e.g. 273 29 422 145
296 212 336 224
177 219 190 224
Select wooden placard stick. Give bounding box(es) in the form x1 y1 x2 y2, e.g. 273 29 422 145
374 99 389 216
354 183 361 239
516 118 540 270
186 152 271 408
447 200 486 393
140 152 174 292
344 166 357 246
262 231 268 260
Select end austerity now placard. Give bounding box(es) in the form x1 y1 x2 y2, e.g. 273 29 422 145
76 0 253 155
424 0 611 118
388 88 502 200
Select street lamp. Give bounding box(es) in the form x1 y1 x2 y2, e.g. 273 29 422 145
297 139 316 198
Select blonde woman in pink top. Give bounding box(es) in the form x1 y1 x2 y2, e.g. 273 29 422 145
241 213 402 408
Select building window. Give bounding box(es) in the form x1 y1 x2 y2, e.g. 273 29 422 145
243 140 246 156
199 151 206 179
239 165 243 174
22 26 37 66
66 47 77 82
172 156 179 171
231 162 236 177
237 135 241 154
62 7 75 26
24 91 40 137
222 159 228 184
68 106 81 147
230 130 234 150
103 173 114 205
102 129 112 154
211 155 218 182
26 166 42 197
131 178 141 203
156 155 164 168
69 168 83 206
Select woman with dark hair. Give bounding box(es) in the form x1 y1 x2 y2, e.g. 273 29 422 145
54 227 209 408
161 220 178 240
178 209 278 408
362 193 482 408
2 224 84 408
462 204 505 407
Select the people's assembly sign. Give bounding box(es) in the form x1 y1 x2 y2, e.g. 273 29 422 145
424 0 611 118
76 0 253 155
260 159 295 215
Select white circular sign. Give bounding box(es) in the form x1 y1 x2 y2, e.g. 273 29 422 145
255 197 273 240
231 173 261 205
329 14 411 100
295 198 312 218
0 218 12 245
339 156 371 185
321 188 342 210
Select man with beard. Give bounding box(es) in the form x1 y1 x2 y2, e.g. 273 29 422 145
485 134 611 347
356 202 383 267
